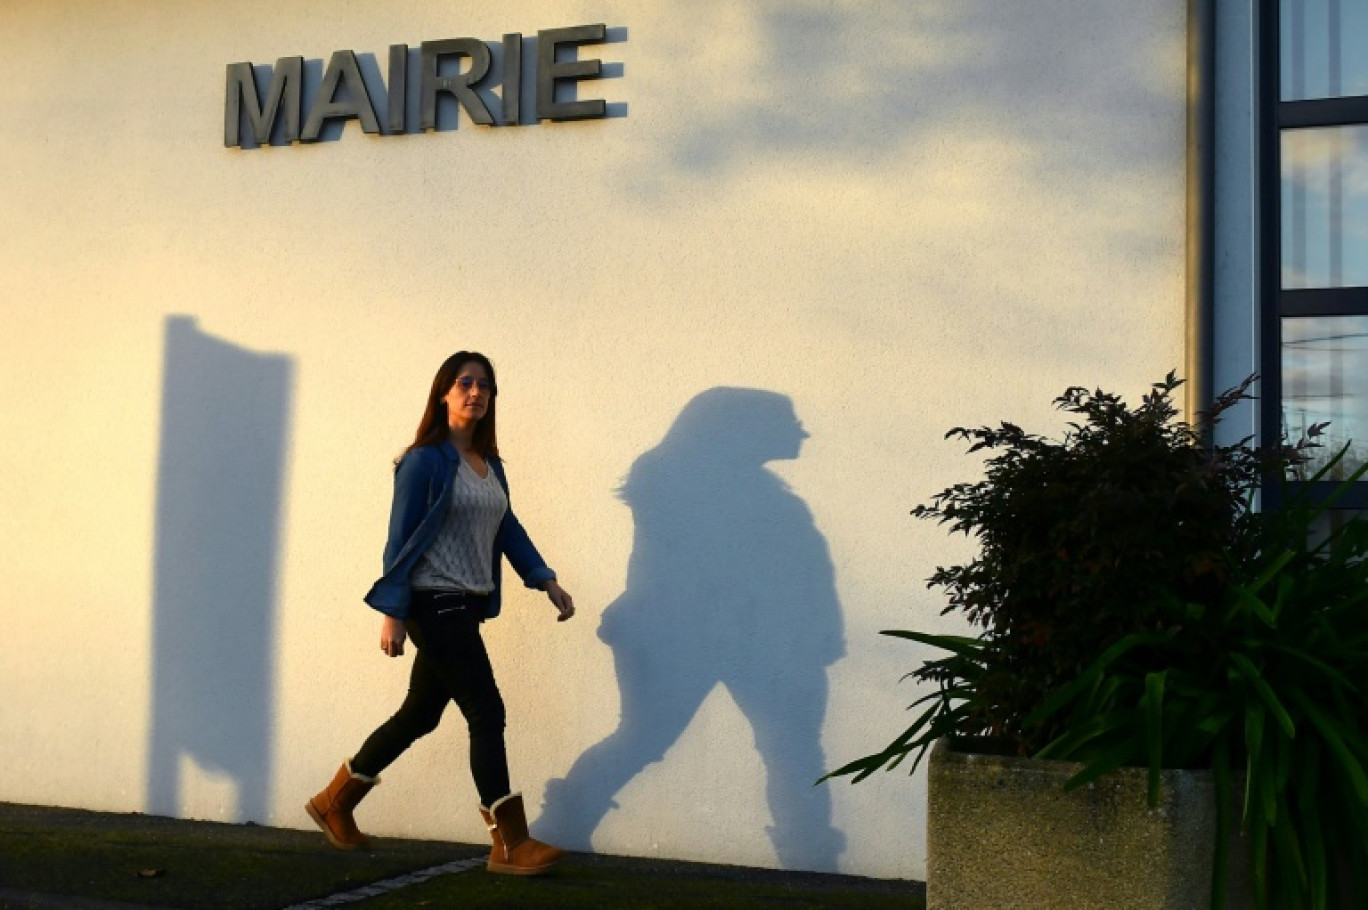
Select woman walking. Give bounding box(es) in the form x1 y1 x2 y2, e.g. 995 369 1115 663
307 351 573 875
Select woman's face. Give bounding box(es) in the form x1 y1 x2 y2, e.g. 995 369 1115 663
442 361 493 430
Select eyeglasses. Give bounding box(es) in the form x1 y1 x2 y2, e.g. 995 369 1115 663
453 377 494 395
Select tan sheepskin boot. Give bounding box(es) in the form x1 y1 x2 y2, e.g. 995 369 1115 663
480 792 566 875
306 760 378 850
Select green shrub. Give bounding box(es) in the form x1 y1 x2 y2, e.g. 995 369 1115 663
827 374 1368 910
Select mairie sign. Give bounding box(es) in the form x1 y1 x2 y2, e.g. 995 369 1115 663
225 23 613 148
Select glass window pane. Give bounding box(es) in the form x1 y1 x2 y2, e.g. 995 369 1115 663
1308 510 1368 549
1281 126 1368 288
1282 316 1368 478
1281 0 1368 100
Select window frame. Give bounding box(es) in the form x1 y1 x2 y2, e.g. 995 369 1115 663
1258 0 1368 509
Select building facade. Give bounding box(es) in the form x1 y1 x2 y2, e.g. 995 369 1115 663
1 0 1358 881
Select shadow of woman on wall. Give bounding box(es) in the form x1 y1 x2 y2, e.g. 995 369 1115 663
537 387 846 870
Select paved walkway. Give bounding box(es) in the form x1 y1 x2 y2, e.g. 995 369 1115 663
0 802 923 909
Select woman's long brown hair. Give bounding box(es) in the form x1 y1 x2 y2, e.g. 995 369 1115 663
398 351 500 465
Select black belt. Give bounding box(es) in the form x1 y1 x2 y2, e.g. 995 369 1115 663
412 589 491 616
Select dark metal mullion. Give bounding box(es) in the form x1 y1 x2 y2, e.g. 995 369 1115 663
1282 481 1368 510
1280 96 1368 128
1259 0 1285 508
1281 288 1368 317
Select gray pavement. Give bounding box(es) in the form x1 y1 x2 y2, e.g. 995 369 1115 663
0 802 923 909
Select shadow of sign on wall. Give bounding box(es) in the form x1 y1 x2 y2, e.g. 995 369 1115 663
145 316 294 823
537 388 847 870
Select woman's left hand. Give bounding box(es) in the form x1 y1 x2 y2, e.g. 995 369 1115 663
544 579 575 622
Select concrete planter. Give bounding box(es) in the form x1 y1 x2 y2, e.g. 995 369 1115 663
927 738 1253 909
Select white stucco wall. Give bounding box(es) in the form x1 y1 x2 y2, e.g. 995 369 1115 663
0 0 1187 880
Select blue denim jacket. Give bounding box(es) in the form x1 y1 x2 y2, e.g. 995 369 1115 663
363 441 556 620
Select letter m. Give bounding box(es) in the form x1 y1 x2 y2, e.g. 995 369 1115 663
224 58 303 148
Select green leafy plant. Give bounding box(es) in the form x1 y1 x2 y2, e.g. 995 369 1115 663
826 373 1368 910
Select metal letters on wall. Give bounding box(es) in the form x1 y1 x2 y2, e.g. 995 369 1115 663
225 24 613 148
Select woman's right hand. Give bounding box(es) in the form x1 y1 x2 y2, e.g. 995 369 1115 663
381 616 407 657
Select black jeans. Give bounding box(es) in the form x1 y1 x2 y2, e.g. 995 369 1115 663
350 591 510 807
